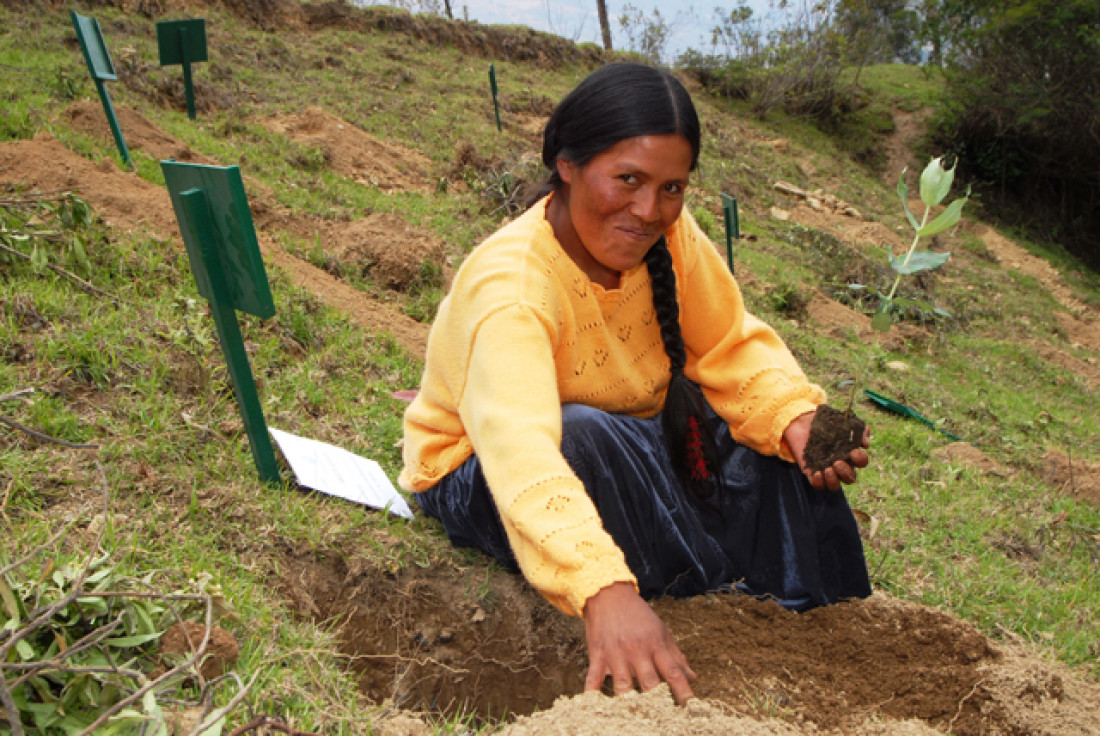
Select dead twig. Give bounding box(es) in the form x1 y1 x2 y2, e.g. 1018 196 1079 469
947 677 986 732
75 593 216 736
1 533 102 655
189 673 260 736
0 241 133 307
0 413 98 449
225 717 323 736
0 466 112 733
0 389 34 404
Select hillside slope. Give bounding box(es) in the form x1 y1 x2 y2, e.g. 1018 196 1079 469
2 2 1098 734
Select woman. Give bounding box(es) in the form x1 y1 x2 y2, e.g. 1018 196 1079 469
399 62 871 704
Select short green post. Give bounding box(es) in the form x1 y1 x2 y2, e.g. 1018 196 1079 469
70 11 132 169
156 19 208 120
721 193 740 275
162 161 280 485
489 63 502 133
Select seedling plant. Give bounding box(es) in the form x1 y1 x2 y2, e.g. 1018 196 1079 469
803 156 969 472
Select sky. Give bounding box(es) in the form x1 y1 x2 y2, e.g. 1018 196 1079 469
440 1 775 60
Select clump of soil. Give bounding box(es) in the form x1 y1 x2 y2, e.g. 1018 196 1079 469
803 404 866 473
158 622 240 680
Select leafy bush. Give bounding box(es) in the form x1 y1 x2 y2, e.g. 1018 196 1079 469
928 0 1100 270
679 2 860 126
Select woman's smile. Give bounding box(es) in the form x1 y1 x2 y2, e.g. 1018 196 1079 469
547 134 693 289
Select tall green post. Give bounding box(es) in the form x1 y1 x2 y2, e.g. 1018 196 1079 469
489 63 502 132
70 11 132 169
162 161 280 485
721 193 740 275
157 19 208 120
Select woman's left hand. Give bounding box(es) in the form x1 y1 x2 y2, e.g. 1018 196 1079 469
783 411 870 491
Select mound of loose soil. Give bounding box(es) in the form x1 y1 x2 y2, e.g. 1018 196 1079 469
324 213 447 290
63 101 214 164
931 442 1012 478
262 106 434 193
804 290 926 351
279 547 1100 735
1042 449 1100 506
0 133 429 356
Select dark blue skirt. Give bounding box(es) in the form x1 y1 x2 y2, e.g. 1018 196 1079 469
416 403 871 611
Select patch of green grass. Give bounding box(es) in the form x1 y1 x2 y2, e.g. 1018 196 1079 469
854 63 946 111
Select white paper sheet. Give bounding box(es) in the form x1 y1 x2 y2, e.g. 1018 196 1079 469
269 427 413 519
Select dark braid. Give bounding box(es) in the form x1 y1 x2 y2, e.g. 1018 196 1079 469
532 62 717 499
644 237 723 503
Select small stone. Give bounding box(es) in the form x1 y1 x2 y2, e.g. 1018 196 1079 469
886 360 910 372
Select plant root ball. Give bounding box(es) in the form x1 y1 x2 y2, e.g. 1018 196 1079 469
803 404 866 474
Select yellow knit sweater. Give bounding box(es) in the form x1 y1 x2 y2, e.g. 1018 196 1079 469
399 195 825 617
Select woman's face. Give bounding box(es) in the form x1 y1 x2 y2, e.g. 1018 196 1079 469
550 134 693 289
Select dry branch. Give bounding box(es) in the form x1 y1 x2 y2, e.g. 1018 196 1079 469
0 241 133 306
0 414 98 449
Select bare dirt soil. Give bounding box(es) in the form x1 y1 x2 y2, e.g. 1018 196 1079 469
6 104 1100 735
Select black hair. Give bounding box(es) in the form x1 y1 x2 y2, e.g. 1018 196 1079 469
536 62 700 198
538 63 720 503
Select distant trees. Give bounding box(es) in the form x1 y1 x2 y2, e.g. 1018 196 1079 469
682 1 852 122
927 0 1100 268
617 4 672 63
835 0 921 66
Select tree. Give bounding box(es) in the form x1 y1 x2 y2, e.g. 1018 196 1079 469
930 0 1100 269
596 0 613 50
835 0 921 67
617 4 672 63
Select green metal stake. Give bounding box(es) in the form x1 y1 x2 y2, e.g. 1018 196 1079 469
721 193 739 274
177 188 280 484
157 19 207 121
70 11 132 169
489 63 502 132
179 27 195 119
95 79 131 168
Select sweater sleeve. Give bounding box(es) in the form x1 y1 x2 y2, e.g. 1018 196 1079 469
457 306 637 617
673 215 826 461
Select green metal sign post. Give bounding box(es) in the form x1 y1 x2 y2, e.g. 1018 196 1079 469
489 63 502 133
161 160 280 485
70 11 132 169
721 193 740 275
156 19 208 120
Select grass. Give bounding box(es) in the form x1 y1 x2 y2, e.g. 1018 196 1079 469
2 1 1099 733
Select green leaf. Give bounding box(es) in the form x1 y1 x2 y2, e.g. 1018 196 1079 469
76 596 110 615
106 631 163 647
917 196 968 238
919 156 956 207
897 171 919 231
197 713 227 736
871 308 893 333
15 637 36 660
890 250 950 275
0 574 22 622
30 242 48 273
130 600 157 634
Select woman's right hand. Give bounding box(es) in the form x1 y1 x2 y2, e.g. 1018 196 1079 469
582 581 696 704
